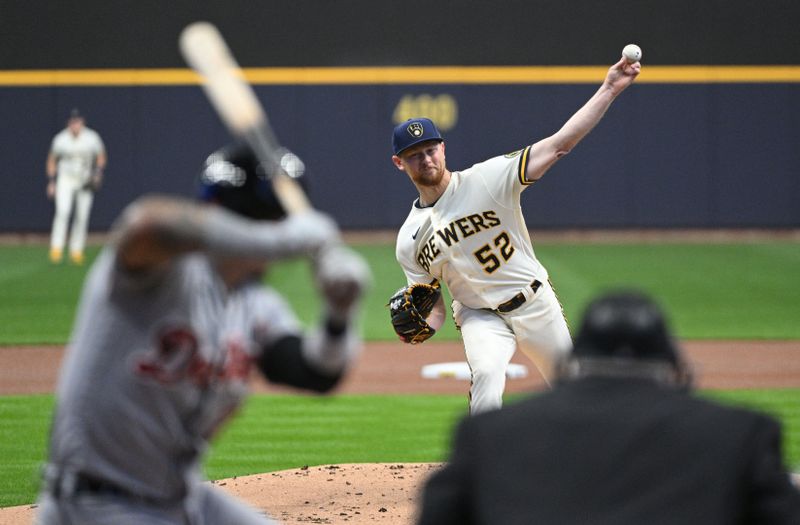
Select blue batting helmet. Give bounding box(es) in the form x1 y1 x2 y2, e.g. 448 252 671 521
198 143 300 221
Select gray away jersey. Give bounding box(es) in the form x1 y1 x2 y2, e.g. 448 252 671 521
48 248 300 501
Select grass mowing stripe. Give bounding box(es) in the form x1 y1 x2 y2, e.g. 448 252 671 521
268 241 800 340
204 395 468 480
1 242 798 342
537 243 800 338
0 246 99 344
1 390 798 507
0 395 54 507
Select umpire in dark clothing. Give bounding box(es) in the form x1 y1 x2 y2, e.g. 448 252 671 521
417 291 800 525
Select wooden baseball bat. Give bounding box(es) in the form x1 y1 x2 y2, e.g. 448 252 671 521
179 21 311 214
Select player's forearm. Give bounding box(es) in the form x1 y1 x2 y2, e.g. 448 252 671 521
552 84 618 153
427 296 447 331
527 59 638 181
95 153 107 171
46 155 57 178
257 298 362 390
547 55 640 155
201 205 338 260
525 86 617 181
114 195 336 271
257 334 344 393
303 244 368 373
114 196 209 270
301 320 361 377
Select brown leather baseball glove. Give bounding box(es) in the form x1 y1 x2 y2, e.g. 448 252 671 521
387 281 442 344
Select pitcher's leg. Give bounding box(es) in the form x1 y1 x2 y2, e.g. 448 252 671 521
454 303 517 415
510 281 572 384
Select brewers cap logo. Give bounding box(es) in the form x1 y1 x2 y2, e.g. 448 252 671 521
407 122 424 138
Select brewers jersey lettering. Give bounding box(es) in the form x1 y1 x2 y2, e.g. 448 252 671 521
397 147 546 310
396 147 572 413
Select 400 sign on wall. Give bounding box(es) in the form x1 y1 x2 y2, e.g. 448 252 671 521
393 94 458 131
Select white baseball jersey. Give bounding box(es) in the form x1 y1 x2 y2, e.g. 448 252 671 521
396 146 546 309
47 247 300 502
396 146 571 414
50 127 105 183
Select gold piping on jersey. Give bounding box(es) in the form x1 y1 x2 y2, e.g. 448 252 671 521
517 146 534 185
548 278 572 335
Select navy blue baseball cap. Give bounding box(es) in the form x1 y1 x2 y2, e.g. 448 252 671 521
392 118 444 155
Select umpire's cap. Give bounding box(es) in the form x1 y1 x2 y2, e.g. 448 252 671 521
392 118 443 156
198 143 297 220
572 291 680 365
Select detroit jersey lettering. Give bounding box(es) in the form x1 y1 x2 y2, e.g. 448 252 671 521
47 249 300 501
396 146 547 310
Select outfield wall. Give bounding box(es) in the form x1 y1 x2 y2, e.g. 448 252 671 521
2 81 798 231
1 1 798 231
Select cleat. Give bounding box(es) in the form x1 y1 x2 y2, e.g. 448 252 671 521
49 248 63 263
70 251 84 265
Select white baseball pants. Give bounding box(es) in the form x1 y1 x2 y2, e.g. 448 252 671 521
50 173 94 255
452 279 572 415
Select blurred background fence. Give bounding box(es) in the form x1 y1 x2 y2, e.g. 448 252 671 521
1 0 798 232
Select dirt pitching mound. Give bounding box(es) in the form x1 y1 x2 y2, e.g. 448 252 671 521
214 463 442 524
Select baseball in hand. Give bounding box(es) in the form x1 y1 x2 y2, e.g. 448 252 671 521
622 44 642 63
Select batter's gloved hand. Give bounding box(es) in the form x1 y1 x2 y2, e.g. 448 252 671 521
314 243 372 318
387 281 441 344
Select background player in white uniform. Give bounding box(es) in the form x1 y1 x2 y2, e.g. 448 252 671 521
46 108 107 265
36 143 371 524
391 56 641 414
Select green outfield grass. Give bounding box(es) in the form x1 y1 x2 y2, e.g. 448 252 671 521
1 240 798 508
0 246 101 344
1 241 799 343
1 390 799 508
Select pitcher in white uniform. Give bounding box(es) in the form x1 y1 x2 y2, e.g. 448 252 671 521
391 56 641 414
46 108 107 265
36 143 371 524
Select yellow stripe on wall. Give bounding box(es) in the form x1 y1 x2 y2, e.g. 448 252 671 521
0 69 198 86
1 66 800 86
641 66 800 83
